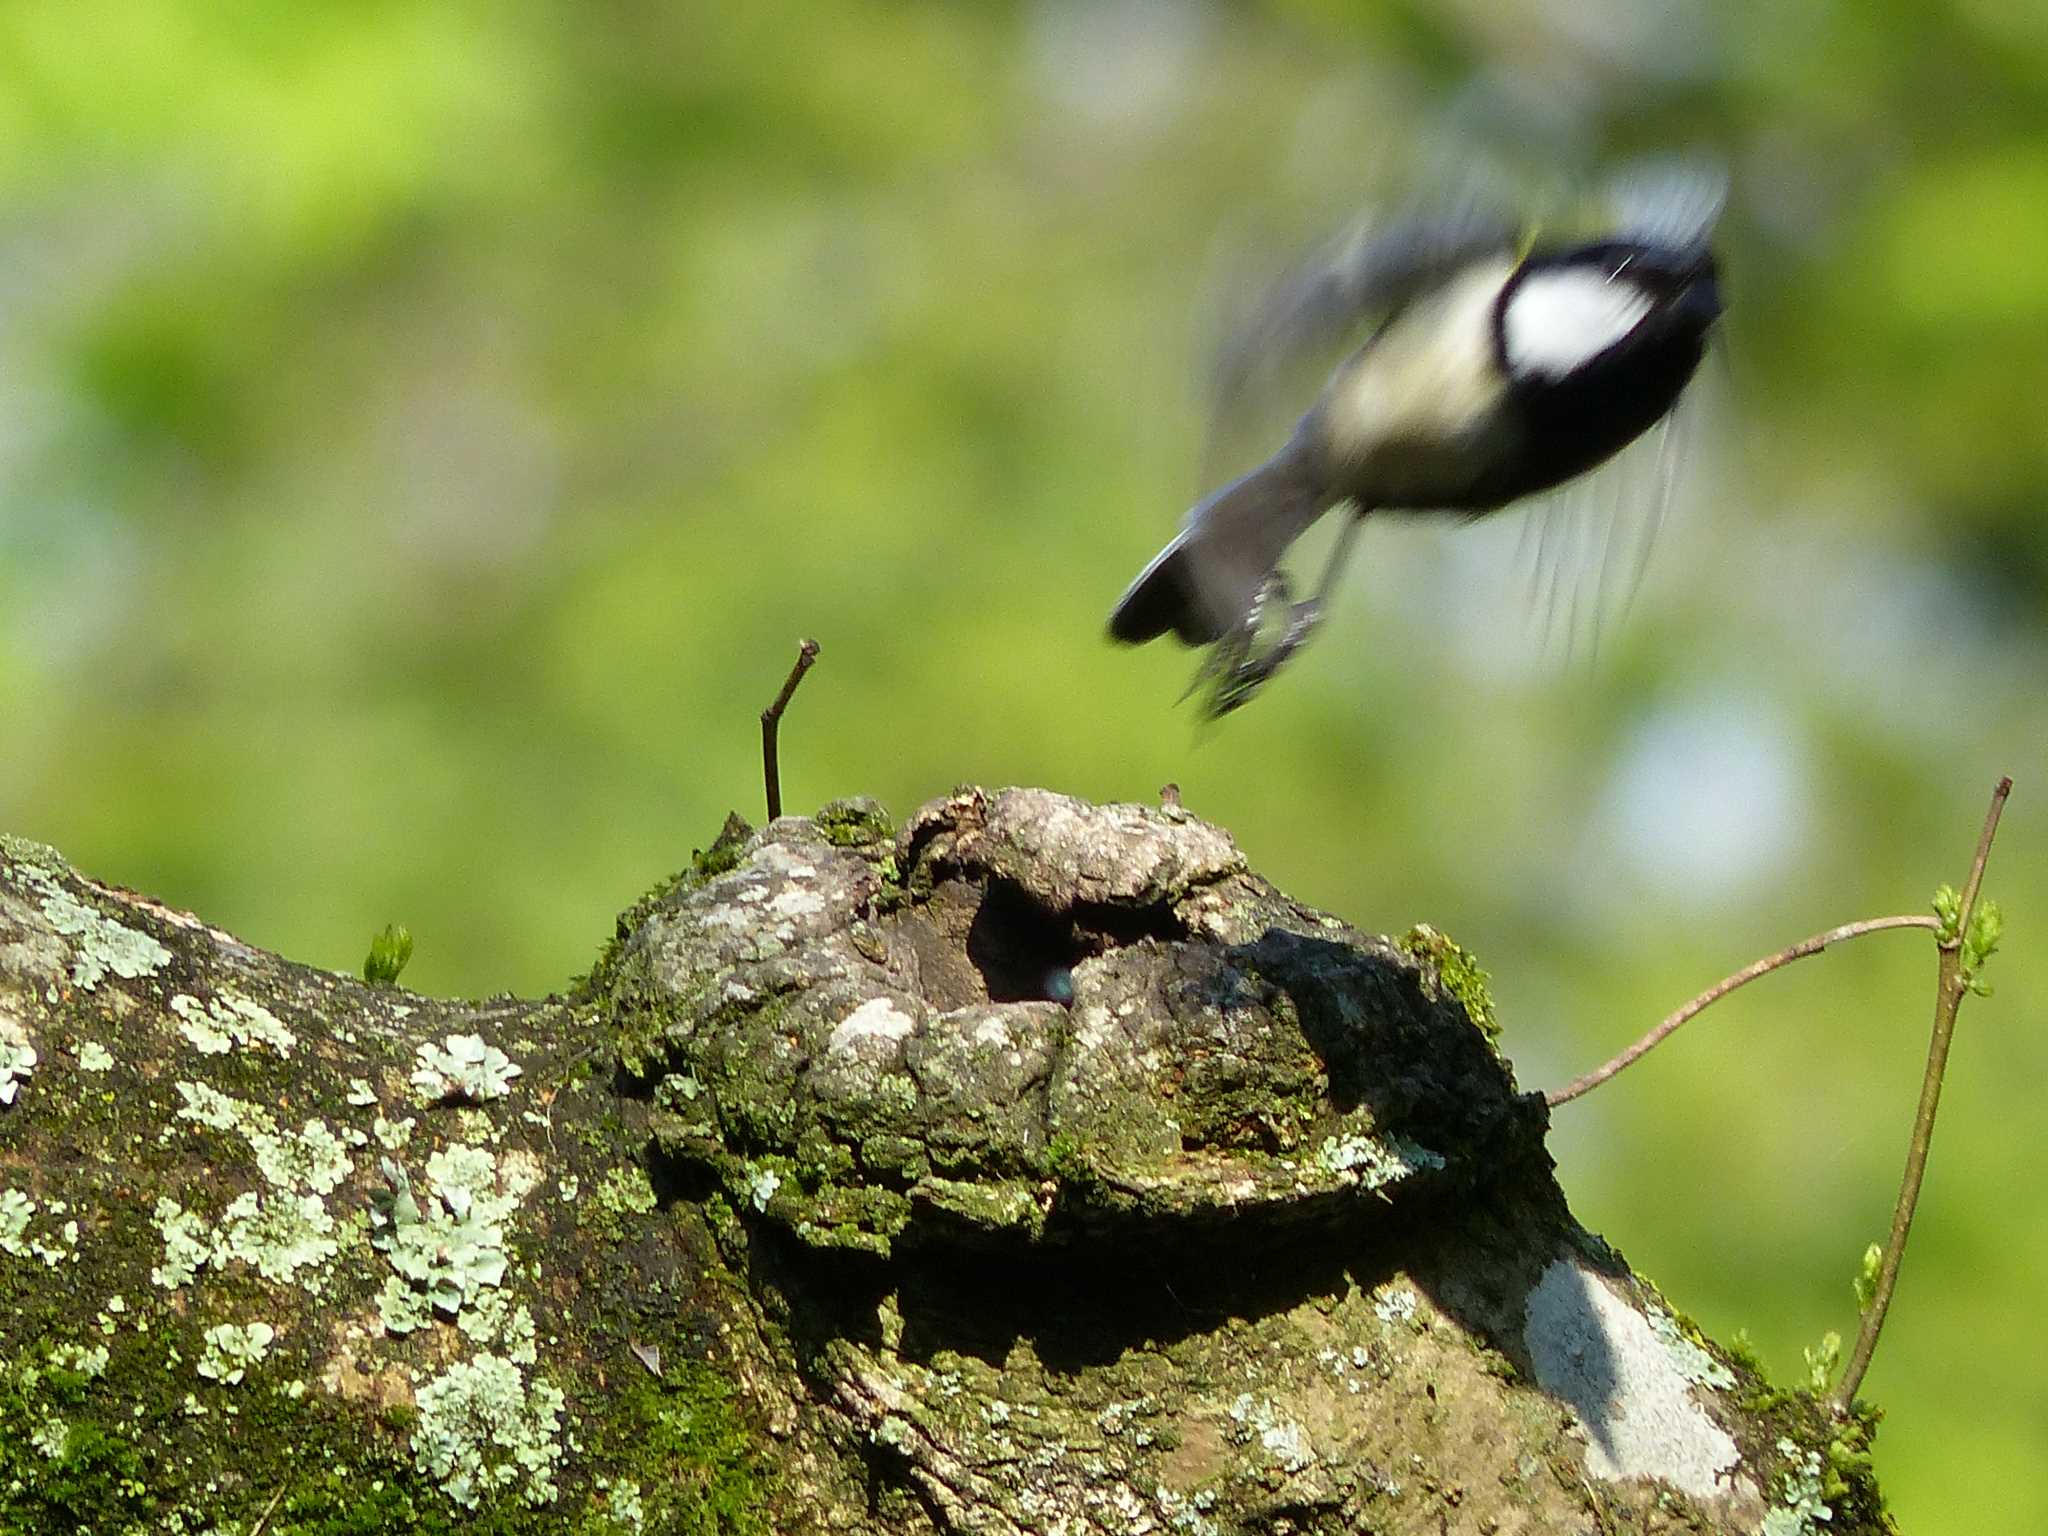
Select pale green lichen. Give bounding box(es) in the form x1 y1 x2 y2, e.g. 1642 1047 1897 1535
1647 1306 1737 1390
214 1191 341 1284
250 1118 352 1196
174 1008 231 1054
371 1147 523 1323
1373 1286 1420 1326
76 1039 114 1072
173 1079 266 1135
24 1217 79 1269
155 1184 344 1291
745 1165 782 1212
166 1082 355 1285
411 1352 566 1509
47 1341 108 1378
377 1274 436 1335
374 1114 416 1150
1317 1343 1373 1396
0 1191 31 1257
346 1078 378 1106
595 1476 647 1533
197 1321 275 1384
171 991 296 1057
152 1199 211 1288
411 1033 523 1104
1313 1131 1445 1188
33 877 171 989
456 1287 538 1366
1157 1485 1223 1536
1226 1393 1313 1473
0 1023 36 1106
1762 1438 1833 1535
0 834 64 868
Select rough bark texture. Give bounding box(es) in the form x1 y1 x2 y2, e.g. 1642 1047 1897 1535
0 788 1890 1535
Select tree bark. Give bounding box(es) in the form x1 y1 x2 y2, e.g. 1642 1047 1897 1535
0 790 1889 1534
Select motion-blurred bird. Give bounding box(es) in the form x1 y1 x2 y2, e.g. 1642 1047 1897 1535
1108 166 1726 716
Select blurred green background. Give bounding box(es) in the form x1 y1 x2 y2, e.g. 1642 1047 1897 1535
2 1 2042 1526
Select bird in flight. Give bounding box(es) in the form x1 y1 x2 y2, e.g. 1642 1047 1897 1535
1107 165 1727 717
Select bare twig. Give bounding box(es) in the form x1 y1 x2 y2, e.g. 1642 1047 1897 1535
761 639 821 821
1954 775 2011 930
1546 914 1939 1108
1832 775 2012 1415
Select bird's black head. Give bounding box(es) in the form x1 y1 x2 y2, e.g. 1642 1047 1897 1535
1485 239 1721 497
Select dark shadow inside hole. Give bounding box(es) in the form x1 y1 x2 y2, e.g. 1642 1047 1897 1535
965 881 1083 1003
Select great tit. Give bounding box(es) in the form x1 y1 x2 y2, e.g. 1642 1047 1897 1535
1108 167 1726 716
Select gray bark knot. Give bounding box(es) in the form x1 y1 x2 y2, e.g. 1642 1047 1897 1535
589 787 1835 1535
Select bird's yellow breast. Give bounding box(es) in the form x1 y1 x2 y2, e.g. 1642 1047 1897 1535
1315 257 1522 506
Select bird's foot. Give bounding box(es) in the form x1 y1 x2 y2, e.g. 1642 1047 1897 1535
1184 574 1327 718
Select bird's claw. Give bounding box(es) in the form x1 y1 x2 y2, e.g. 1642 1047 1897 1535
1184 573 1328 719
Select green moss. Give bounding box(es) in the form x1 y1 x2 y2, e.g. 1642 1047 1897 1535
271 1473 470 1534
251 1453 566 1535
1398 924 1499 1041
1823 1406 1884 1516
691 813 755 881
585 1165 661 1242
870 855 906 912
588 1363 765 1536
812 797 894 849
0 1354 155 1530
1045 1132 1089 1182
7 1418 153 1528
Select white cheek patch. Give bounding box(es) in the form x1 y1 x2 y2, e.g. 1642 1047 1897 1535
1503 268 1654 380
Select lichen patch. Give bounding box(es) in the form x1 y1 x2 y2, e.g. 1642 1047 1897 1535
827 997 919 1057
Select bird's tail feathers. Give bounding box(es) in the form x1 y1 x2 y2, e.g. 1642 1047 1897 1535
1108 453 1330 646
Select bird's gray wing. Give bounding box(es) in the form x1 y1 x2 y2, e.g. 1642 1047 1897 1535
1203 201 1521 482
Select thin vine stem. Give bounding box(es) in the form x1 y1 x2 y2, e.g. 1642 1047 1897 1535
1546 914 1939 1108
1831 775 2011 1415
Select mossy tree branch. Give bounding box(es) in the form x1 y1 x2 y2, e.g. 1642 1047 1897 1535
0 789 1898 1533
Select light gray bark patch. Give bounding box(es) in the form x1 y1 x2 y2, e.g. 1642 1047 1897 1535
1524 1256 1739 1499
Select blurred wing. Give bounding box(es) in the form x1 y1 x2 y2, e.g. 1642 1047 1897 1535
1597 156 1728 255
1203 201 1520 482
1518 396 1698 662
1512 157 1725 658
